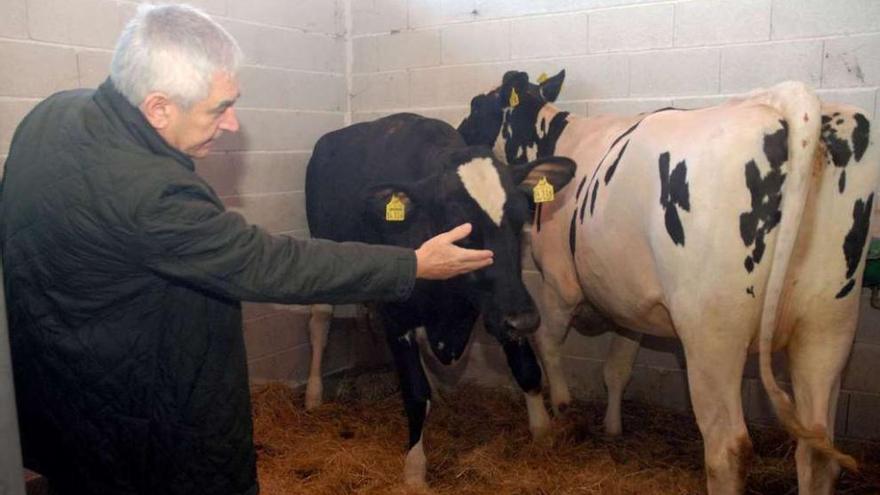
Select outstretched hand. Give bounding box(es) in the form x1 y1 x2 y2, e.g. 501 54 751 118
414 223 493 280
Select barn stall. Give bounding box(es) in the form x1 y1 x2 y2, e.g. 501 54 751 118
1 0 879 494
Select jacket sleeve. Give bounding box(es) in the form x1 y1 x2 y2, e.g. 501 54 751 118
134 178 416 305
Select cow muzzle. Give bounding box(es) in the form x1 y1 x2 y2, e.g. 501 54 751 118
503 311 541 335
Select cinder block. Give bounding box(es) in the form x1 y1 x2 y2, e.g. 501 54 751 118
416 107 469 127
510 13 588 60
375 30 442 71
720 41 823 93
771 0 880 40
858 290 880 345
442 20 509 65
0 0 27 38
0 98 38 154
351 0 407 35
624 365 692 413
243 309 311 360
196 151 310 197
220 19 345 73
563 330 615 361
846 391 880 440
671 95 730 109
674 0 771 47
224 191 306 233
227 0 341 35
814 88 876 120
634 335 685 370
409 0 476 28
215 109 344 152
630 48 720 97
247 344 311 385
587 98 673 116
410 63 508 107
124 0 226 16
76 50 112 88
27 0 120 49
545 54 629 100
0 41 79 98
563 355 605 401
822 34 880 88
351 71 410 112
588 4 673 53
554 100 588 116
841 342 880 394
352 36 378 73
237 66 345 112
351 111 393 124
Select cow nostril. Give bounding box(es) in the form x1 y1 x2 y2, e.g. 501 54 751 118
504 311 540 334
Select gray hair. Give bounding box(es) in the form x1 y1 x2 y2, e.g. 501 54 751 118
110 3 242 109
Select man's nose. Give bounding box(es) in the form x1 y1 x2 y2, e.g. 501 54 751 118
219 107 239 133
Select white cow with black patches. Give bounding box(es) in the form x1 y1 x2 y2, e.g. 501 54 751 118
459 71 879 495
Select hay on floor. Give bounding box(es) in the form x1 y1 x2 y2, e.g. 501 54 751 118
251 375 880 495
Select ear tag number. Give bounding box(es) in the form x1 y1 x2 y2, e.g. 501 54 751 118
533 177 555 203
537 72 549 83
385 194 405 221
509 88 520 108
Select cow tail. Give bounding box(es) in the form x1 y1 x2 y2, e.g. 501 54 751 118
755 82 858 472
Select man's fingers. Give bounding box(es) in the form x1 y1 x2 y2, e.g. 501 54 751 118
455 246 493 262
440 223 472 243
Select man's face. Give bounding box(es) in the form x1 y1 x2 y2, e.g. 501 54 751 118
162 71 240 158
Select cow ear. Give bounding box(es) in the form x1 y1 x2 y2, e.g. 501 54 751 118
512 155 577 194
363 185 418 224
539 69 565 102
500 71 529 109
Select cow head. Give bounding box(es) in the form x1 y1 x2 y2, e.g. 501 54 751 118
363 146 575 335
458 69 566 165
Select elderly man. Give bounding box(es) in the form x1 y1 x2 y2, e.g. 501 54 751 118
0 4 492 495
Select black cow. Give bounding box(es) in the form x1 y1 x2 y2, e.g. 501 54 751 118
304 113 575 486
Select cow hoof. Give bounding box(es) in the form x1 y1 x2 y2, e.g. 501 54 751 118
404 443 427 488
603 420 623 437
305 379 323 411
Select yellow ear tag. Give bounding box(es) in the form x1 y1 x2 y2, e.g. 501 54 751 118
385 194 405 221
509 88 520 108
537 72 549 84
533 177 555 203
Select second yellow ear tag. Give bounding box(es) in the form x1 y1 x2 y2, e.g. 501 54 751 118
537 72 549 83
533 177 555 203
385 194 405 221
509 88 520 108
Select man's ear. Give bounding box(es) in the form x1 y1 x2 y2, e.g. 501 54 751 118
511 155 577 194
139 92 175 130
539 69 566 102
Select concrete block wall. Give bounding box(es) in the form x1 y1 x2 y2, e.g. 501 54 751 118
0 0 351 386
347 0 880 440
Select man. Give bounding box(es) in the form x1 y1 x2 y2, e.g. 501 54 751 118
0 4 492 495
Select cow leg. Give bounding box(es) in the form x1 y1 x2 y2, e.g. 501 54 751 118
603 330 642 436
493 332 551 439
306 304 333 410
787 318 856 495
681 338 751 495
533 282 578 416
386 329 432 487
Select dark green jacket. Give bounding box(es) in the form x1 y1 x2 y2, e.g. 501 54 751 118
0 79 416 495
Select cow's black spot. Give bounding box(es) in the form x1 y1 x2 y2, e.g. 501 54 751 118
764 120 789 169
839 171 846 194
589 181 599 215
569 210 577 255
604 140 630 185
746 286 755 298
853 113 870 162
537 111 570 157
843 193 874 279
821 115 853 168
740 126 788 274
575 175 588 199
835 279 856 299
836 118 844 125
658 152 690 246
745 256 755 273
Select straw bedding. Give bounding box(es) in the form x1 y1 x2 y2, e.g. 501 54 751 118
251 371 879 495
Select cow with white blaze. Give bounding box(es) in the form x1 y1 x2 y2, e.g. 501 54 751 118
458 70 879 494
304 112 575 486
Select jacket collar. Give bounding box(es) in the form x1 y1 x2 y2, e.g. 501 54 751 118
93 77 195 171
